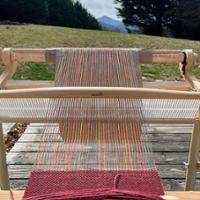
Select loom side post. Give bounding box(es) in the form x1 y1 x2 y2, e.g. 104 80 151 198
185 118 200 191
0 123 10 190
180 49 200 191
179 50 199 91
0 48 17 88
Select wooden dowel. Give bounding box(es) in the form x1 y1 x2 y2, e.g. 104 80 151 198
139 51 184 64
45 49 186 64
0 48 189 64
2 80 192 91
0 48 17 88
0 123 10 190
185 121 200 191
0 48 2 63
0 87 200 99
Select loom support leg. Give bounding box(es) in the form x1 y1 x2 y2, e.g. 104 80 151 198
0 123 10 190
185 122 200 191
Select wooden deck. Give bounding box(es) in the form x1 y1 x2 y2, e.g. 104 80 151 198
6 123 200 191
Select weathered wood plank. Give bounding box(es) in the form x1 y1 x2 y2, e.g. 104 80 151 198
163 180 200 191
6 164 193 179
19 133 191 142
7 152 190 165
147 127 192 134
9 141 191 152
9 180 28 191
148 124 192 127
24 124 193 134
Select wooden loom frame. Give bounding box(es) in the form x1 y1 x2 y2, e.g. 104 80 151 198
0 48 200 199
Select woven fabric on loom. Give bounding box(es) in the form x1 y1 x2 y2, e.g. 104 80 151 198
23 49 164 200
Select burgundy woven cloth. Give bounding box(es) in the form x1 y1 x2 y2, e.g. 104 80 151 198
23 189 163 200
23 170 164 200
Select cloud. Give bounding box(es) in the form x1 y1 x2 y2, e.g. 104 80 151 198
78 0 120 19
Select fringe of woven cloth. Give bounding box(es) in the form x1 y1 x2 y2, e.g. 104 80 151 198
23 188 163 200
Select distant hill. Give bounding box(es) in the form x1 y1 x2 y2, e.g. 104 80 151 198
97 16 139 33
98 16 127 32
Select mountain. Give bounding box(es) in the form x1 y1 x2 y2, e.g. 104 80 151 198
98 16 127 32
98 16 139 33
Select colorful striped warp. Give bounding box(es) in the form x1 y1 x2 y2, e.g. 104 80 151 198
23 48 164 200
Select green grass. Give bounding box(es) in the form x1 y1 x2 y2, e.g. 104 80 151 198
1 24 200 80
13 63 55 80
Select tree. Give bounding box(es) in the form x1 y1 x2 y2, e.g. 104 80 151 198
73 1 101 30
0 0 101 30
172 0 200 40
0 0 48 24
0 0 9 21
47 0 75 27
47 0 101 29
114 0 176 36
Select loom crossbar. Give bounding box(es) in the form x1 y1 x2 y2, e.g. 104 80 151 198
0 48 199 91
0 87 200 99
0 48 191 64
0 87 199 124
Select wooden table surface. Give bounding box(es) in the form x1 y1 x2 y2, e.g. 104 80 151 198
0 191 200 200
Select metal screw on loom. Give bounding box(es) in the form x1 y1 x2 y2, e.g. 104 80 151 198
191 88 197 92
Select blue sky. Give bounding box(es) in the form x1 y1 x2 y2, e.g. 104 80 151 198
78 0 121 20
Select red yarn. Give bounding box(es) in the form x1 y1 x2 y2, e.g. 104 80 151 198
23 170 164 200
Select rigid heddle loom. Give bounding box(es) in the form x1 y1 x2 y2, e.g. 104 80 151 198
0 48 200 200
